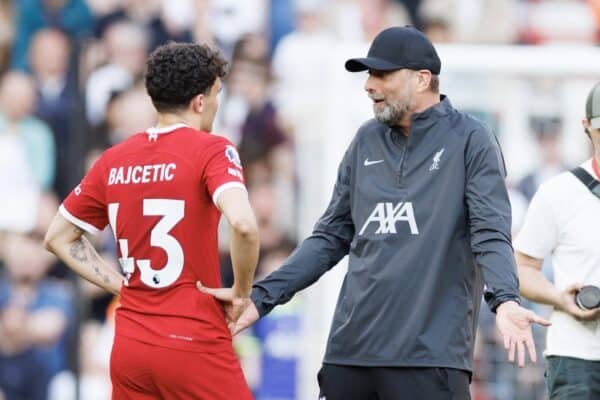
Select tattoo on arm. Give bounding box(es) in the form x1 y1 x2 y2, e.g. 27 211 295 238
69 239 88 262
69 238 112 285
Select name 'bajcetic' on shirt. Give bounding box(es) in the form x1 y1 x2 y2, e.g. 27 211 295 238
108 163 176 185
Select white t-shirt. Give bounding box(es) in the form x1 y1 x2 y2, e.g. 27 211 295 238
514 159 600 360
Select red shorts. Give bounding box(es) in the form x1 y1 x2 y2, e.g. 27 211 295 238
110 335 253 399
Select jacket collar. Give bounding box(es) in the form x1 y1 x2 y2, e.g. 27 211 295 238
412 95 452 122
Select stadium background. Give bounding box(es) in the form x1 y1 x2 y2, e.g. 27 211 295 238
0 0 599 399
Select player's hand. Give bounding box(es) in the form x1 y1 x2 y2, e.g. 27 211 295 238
230 301 259 336
196 281 259 335
556 283 600 321
495 300 550 368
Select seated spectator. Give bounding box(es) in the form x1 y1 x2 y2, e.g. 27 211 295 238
29 28 81 198
0 71 55 232
419 0 518 44
85 20 148 126
0 230 75 399
90 0 194 53
103 82 157 145
230 57 290 171
517 115 568 202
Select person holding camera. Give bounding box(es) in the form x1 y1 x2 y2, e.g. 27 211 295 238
515 81 600 400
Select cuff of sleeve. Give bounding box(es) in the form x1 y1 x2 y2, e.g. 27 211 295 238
59 205 102 235
250 286 276 317
486 292 521 313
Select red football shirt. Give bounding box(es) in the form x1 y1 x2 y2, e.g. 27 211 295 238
60 123 246 352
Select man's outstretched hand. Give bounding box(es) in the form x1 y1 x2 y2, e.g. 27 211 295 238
496 300 551 367
197 282 260 336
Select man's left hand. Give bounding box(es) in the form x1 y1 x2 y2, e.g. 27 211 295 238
495 300 551 367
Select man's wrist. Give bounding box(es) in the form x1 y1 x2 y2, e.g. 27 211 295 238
490 295 521 313
496 300 519 313
232 285 252 298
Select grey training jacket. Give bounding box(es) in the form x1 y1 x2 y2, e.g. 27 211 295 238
251 96 520 372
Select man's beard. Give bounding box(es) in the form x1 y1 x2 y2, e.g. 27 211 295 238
373 99 410 126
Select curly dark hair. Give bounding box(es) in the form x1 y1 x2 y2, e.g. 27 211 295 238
145 42 228 113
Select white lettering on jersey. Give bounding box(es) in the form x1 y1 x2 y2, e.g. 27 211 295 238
358 202 419 235
108 163 177 185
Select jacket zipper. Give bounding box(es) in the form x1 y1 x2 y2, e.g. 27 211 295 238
398 134 409 187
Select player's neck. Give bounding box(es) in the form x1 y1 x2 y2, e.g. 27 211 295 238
156 112 195 129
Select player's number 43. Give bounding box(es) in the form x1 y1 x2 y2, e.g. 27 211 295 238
108 199 185 288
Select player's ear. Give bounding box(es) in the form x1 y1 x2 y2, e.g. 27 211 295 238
415 70 431 93
191 93 204 114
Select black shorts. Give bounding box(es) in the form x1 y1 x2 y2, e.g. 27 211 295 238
317 363 471 400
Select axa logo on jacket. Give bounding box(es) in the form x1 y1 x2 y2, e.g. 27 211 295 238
358 202 419 235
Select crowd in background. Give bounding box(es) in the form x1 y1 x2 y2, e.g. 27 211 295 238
0 0 599 399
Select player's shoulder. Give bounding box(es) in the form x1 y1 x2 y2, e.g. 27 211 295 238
449 111 492 141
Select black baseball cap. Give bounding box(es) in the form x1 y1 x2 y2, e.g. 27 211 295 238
586 82 600 129
345 26 441 75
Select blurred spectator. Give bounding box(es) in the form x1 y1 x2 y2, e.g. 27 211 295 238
209 0 268 57
520 0 597 44
0 0 13 73
103 82 156 145
271 1 335 235
90 0 195 53
272 0 335 135
517 116 568 202
0 71 56 232
47 300 115 400
234 59 289 168
220 181 293 287
421 16 454 43
29 28 81 198
11 0 92 70
267 0 295 54
331 0 410 42
85 20 148 126
419 0 518 44
0 230 75 399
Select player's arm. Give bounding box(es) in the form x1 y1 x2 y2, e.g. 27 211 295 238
217 187 259 297
44 213 123 295
201 145 354 335
464 127 550 367
250 146 355 318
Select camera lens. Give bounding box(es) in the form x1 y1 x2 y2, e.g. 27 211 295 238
575 286 600 310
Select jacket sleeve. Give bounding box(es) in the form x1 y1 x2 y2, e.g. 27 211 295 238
465 126 520 312
251 147 355 317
